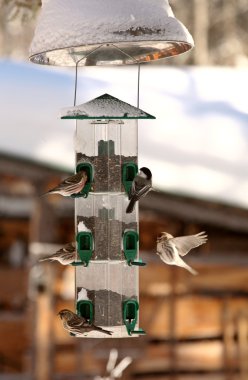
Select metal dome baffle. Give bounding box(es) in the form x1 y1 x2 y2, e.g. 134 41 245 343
61 93 155 338
29 0 194 66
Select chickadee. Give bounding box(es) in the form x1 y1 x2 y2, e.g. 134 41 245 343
58 309 113 336
126 167 152 213
39 242 76 265
43 170 87 197
156 231 208 275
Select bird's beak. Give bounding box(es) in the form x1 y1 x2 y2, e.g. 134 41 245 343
157 233 166 241
157 235 163 241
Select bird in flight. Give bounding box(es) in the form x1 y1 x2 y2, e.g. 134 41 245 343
156 231 208 275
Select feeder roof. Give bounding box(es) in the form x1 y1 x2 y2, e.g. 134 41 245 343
61 94 156 120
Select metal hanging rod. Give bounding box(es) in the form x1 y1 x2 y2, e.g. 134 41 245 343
73 43 141 108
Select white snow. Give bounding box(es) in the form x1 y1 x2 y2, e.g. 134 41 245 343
29 0 193 65
77 288 89 301
62 94 154 119
78 221 91 233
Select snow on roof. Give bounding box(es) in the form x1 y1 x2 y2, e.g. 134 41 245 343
29 0 193 66
61 93 155 119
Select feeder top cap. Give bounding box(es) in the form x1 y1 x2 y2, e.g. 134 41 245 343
29 0 194 66
61 93 156 120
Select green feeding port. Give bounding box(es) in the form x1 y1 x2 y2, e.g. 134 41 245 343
77 300 94 324
123 299 146 336
123 231 146 266
76 232 93 267
122 163 138 195
70 163 93 198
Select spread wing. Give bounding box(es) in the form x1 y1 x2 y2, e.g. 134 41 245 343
171 232 207 256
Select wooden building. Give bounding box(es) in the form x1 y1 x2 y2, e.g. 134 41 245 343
0 151 248 380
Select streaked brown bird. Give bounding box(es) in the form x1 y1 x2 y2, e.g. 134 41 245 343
43 170 88 197
39 242 76 265
156 231 208 275
58 309 113 336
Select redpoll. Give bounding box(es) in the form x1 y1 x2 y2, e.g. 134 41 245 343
58 309 113 336
39 242 76 265
44 170 88 197
126 167 152 213
156 231 208 275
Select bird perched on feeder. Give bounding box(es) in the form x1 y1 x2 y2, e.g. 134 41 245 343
126 167 152 213
156 231 208 275
58 309 113 336
43 170 88 197
39 242 76 265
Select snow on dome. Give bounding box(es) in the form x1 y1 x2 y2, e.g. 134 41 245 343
61 94 156 119
29 0 194 66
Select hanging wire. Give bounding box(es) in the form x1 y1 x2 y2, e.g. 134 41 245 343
73 44 105 106
137 63 140 109
73 43 141 108
110 43 141 108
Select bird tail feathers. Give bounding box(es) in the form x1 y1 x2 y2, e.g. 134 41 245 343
41 189 57 197
39 256 55 262
126 198 136 213
176 257 198 275
94 325 113 336
184 263 198 276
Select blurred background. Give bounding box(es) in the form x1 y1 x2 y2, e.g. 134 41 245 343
0 0 248 379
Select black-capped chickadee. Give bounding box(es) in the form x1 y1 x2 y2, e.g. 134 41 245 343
126 167 152 214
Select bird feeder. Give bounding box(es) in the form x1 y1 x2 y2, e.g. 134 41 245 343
29 0 194 338
61 94 155 337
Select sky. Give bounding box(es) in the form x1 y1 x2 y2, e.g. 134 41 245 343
0 59 248 208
